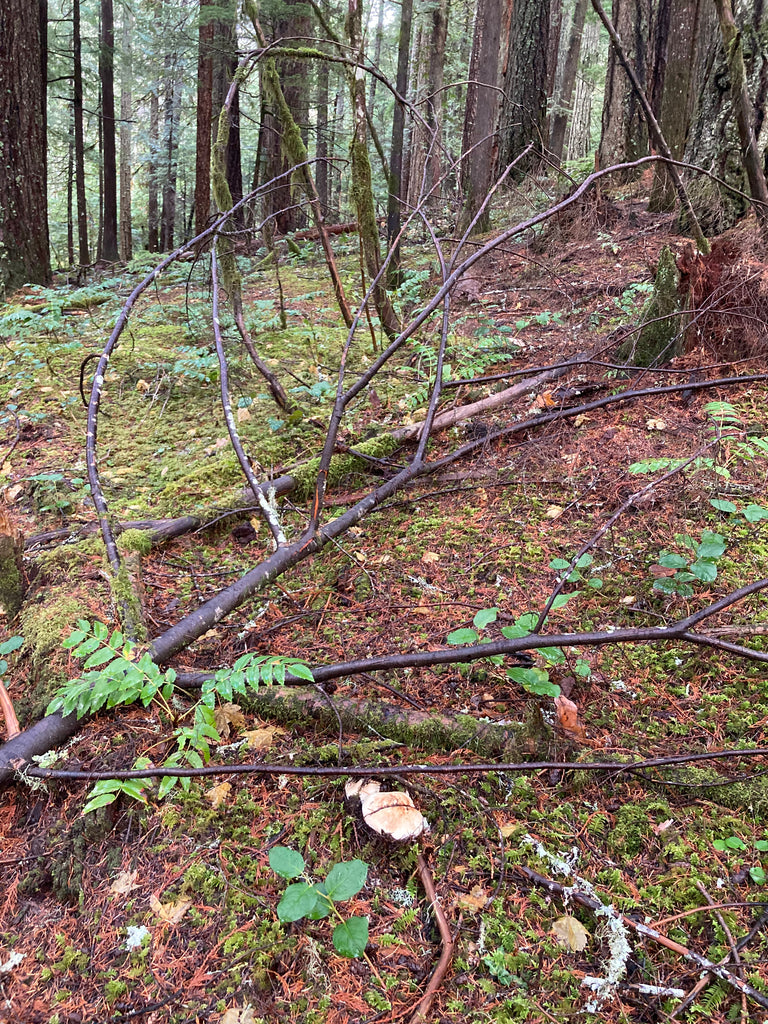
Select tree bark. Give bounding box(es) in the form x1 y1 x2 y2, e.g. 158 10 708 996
0 0 50 290
147 83 160 251
160 52 182 251
195 0 215 237
712 0 768 236
550 0 588 165
499 0 550 176
119 3 133 260
386 0 414 285
100 0 119 262
567 19 603 159
73 0 90 266
457 0 503 234
597 0 653 175
648 0 702 211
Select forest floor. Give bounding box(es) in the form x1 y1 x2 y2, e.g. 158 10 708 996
2 183 768 1024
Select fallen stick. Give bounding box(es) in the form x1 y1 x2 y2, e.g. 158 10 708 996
410 853 454 1023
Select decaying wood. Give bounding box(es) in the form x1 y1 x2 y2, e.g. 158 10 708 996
410 853 454 1023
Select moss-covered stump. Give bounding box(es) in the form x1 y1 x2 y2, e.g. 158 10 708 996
618 245 684 366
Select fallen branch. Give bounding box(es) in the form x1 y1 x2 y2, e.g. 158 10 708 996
410 853 454 1023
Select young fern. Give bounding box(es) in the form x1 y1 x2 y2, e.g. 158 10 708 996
46 620 314 812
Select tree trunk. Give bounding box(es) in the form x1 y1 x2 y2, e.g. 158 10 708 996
550 0 588 165
386 0 414 284
457 0 503 234
684 1 768 232
499 0 550 176
147 83 159 251
195 0 215 237
712 0 768 235
119 3 133 260
330 83 345 220
67 109 74 266
597 0 653 176
567 19 603 159
73 0 89 267
0 0 50 290
425 0 449 196
316 49 329 215
648 0 701 211
160 53 182 251
100 0 119 262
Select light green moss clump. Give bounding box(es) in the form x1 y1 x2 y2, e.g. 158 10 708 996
117 528 152 556
289 434 402 501
619 246 683 366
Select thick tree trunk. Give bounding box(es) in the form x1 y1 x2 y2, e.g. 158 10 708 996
195 0 215 237
550 0 588 165
119 3 133 260
160 54 181 251
316 51 330 214
386 0 414 284
648 0 701 211
457 0 503 234
499 0 550 176
100 0 119 262
684 1 768 233
0 0 50 290
73 0 89 266
597 0 653 176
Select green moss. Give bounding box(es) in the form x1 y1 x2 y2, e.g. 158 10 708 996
104 980 128 1003
618 246 683 366
289 434 401 501
118 529 153 556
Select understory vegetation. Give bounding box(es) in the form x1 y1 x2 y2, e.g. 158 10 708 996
2 188 768 1023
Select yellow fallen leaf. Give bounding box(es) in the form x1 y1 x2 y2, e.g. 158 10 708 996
221 1008 257 1024
456 885 488 912
412 606 431 615
214 702 246 740
135 379 151 393
109 869 139 895
421 551 440 564
237 407 251 423
646 418 666 431
149 894 192 925
574 414 590 427
205 782 232 809
545 505 564 519
243 726 279 751
499 823 517 839
551 915 590 951
4 484 23 502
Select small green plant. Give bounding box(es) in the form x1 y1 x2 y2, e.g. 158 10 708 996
446 606 591 698
650 531 726 597
269 846 369 957
709 497 768 522
713 835 768 884
47 620 313 812
549 552 603 591
0 635 23 684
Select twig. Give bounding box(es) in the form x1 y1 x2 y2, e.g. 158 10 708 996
515 864 768 1011
410 853 454 1023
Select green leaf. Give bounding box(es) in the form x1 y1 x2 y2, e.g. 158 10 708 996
587 578 603 589
473 607 498 630
575 553 593 569
324 859 368 901
501 624 529 640
658 553 689 569
446 628 479 646
507 667 560 697
551 592 579 610
83 646 118 669
269 846 305 879
0 636 23 656
157 775 178 800
750 865 766 885
689 560 717 582
713 839 728 852
307 883 331 920
755 840 768 853
332 916 369 958
697 533 726 559
549 558 571 570
119 780 150 803
743 504 768 523
82 791 119 815
725 836 747 851
277 882 319 922
289 662 314 682
709 498 737 513
537 646 565 665
575 659 591 678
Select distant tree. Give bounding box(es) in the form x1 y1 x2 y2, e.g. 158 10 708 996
550 0 588 166
73 0 89 267
119 2 134 260
195 0 215 236
0 0 50 291
386 0 413 284
100 0 119 261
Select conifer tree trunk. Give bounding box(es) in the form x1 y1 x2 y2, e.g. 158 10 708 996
195 0 215 236
386 0 414 284
119 4 133 260
100 0 119 261
597 0 652 175
550 0 588 165
147 84 159 250
499 0 550 176
0 0 50 290
73 0 89 267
